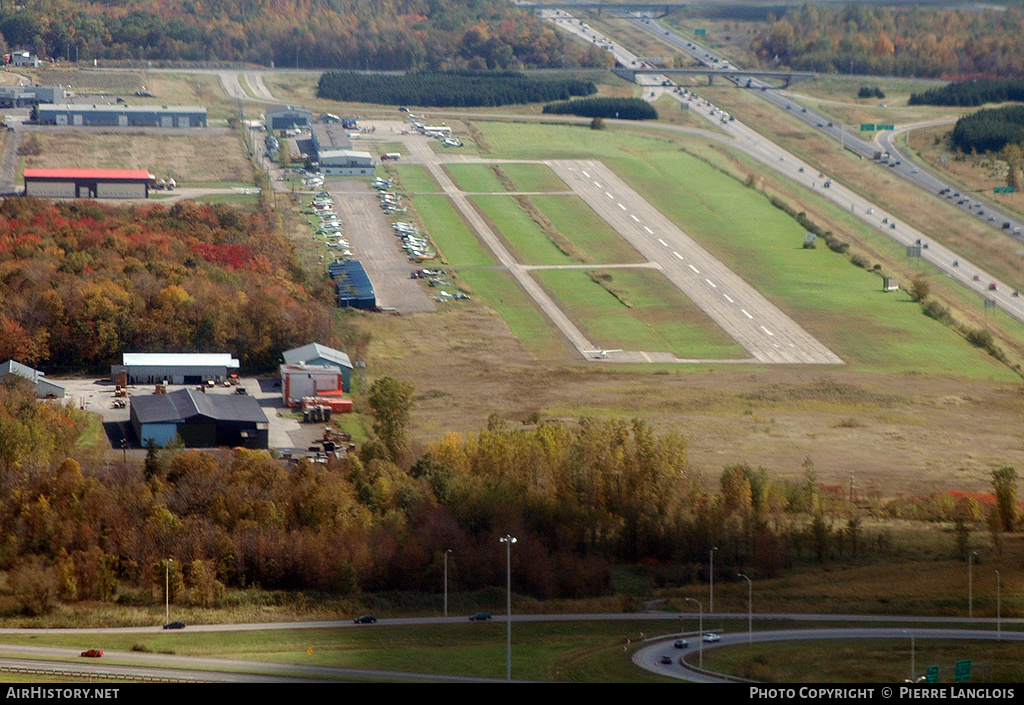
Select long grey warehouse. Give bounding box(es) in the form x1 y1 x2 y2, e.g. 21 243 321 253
112 352 240 385
24 168 155 199
37 104 207 127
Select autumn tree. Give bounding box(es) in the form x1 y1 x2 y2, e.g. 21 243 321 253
991 466 1018 532
368 376 415 463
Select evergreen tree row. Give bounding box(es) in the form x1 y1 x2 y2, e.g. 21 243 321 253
542 97 658 120
910 79 1024 107
950 105 1024 154
317 71 596 108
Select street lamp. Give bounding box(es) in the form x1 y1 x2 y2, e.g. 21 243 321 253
709 546 718 614
902 629 915 682
968 551 978 619
164 558 173 625
685 596 704 669
996 569 1001 640
737 573 752 644
499 535 517 681
443 549 452 618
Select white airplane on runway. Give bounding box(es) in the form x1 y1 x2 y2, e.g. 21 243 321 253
583 349 623 359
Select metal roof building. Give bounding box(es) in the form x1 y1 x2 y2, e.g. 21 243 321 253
0 360 65 398
24 168 156 199
38 103 207 128
282 343 353 392
266 106 313 131
0 85 71 108
329 261 376 310
111 352 240 386
130 388 268 448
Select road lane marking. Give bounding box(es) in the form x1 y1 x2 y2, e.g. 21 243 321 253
630 214 639 222
723 294 734 303
673 251 683 259
688 264 700 273
658 238 668 246
618 203 627 210
760 326 774 336
605 192 614 199
705 279 717 288
582 170 590 178
644 226 653 234
741 309 753 319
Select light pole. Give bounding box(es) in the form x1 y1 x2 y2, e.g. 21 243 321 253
499 535 517 681
685 596 704 669
738 573 752 644
709 546 718 614
968 552 975 618
164 558 172 625
443 549 452 618
902 629 915 682
996 569 1001 640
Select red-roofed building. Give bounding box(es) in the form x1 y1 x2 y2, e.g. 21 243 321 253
24 168 156 199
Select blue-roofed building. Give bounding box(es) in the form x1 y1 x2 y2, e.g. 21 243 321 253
329 260 376 310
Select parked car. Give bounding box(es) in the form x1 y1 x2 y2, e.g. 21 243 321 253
354 615 378 624
469 612 492 621
80 649 103 657
163 621 186 629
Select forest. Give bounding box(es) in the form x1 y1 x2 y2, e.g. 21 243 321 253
317 71 598 108
950 106 1024 155
0 375 1014 613
0 198 329 374
909 79 1024 107
749 5 1024 78
542 97 658 121
0 0 608 70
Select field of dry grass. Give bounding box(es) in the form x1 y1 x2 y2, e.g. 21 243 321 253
341 303 1024 499
21 130 254 185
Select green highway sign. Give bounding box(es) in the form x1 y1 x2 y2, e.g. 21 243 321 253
925 666 940 684
878 124 895 130
695 29 707 36
861 124 876 131
954 659 972 683
995 187 1015 193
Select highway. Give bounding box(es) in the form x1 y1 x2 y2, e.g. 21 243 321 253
636 627 1024 683
541 9 1024 323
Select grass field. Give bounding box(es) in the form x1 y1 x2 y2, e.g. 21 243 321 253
457 269 570 359
534 268 748 359
472 195 578 266
498 163 569 192
410 195 495 267
530 195 646 264
20 131 254 186
443 163 509 193
394 164 440 193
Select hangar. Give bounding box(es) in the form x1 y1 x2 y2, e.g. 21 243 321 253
24 168 156 199
37 104 207 128
266 106 313 131
130 388 269 449
111 352 241 386
311 123 376 175
282 342 353 392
